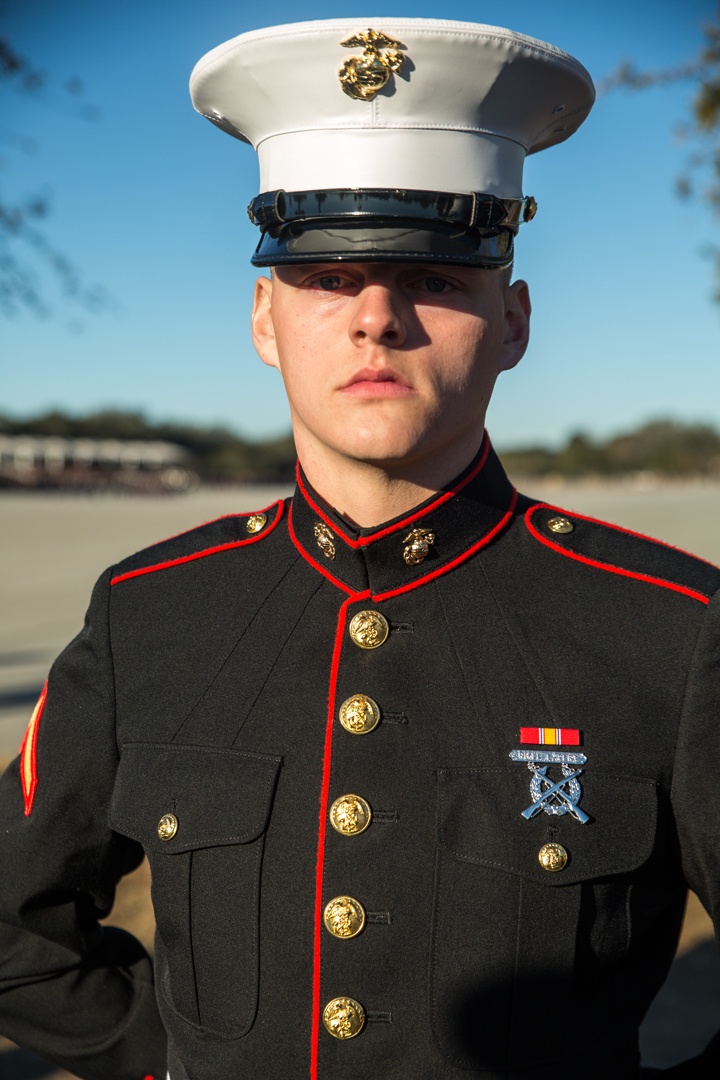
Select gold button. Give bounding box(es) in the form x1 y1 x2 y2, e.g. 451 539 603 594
329 794 372 836
157 813 178 841
348 610 389 649
246 513 267 534
546 516 574 535
338 694 381 735
402 527 435 566
538 842 568 872
323 896 366 939
323 996 366 1039
314 522 336 560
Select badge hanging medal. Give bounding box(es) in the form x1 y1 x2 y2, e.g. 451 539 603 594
510 727 590 824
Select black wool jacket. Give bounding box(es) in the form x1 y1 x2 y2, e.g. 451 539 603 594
1 436 719 1080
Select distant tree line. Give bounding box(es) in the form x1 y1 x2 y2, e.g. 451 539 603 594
2 411 720 482
500 420 720 479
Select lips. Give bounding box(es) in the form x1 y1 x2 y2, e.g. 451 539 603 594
341 367 414 397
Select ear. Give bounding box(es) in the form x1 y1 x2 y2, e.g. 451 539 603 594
251 275 280 370
498 279 531 373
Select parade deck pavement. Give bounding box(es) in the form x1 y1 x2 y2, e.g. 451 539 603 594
1 479 719 1076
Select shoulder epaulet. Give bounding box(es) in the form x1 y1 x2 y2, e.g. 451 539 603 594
524 502 720 605
110 500 285 586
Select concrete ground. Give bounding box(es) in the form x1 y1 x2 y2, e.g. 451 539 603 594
0 479 719 1076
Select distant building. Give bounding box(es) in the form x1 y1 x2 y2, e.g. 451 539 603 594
0 435 192 491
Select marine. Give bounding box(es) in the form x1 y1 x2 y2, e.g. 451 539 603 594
1 16 719 1080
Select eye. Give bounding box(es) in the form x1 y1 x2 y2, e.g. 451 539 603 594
417 276 454 294
312 275 345 291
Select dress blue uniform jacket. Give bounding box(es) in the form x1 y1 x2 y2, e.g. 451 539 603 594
1 435 719 1080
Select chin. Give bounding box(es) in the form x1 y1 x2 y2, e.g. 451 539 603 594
338 435 422 466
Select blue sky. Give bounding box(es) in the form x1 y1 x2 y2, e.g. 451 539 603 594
2 0 719 448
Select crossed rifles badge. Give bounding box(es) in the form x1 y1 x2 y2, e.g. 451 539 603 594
510 727 590 824
339 29 407 101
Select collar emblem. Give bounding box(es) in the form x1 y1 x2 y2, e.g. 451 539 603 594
339 29 406 101
402 527 435 565
314 521 337 560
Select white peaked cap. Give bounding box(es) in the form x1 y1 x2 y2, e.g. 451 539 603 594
189 19 594 266
190 18 594 198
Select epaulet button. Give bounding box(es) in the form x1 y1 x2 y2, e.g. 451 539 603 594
546 515 574 535
246 512 268 534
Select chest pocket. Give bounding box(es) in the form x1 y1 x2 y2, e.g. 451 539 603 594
431 766 657 1073
110 743 282 1038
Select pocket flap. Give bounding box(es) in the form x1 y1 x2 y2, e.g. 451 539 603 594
110 743 282 853
438 767 657 886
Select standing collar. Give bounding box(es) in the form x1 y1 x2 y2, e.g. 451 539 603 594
288 433 518 598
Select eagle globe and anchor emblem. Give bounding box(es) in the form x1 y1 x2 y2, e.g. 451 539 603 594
339 29 407 101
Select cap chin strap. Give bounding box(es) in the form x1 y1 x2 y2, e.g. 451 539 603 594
247 188 537 231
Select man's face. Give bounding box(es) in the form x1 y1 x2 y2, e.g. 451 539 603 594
252 261 530 482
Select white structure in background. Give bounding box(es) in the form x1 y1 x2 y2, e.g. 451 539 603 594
0 435 188 471
0 435 193 491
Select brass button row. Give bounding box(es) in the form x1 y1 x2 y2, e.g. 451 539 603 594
330 609 389 1041
339 693 380 735
324 895 366 939
329 793 372 836
348 610 389 649
323 996 366 1039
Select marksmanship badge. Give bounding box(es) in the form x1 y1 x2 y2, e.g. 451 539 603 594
339 29 407 101
509 749 590 824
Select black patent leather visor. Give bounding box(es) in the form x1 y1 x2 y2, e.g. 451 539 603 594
252 219 514 268
247 188 531 268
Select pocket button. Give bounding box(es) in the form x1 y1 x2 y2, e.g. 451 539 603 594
157 813 179 841
538 842 568 872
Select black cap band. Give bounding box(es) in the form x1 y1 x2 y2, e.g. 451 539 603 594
248 188 534 268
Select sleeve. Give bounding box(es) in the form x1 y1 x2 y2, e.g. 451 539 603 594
665 586 720 1077
0 569 167 1080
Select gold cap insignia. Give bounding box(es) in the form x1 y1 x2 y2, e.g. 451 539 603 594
339 28 406 101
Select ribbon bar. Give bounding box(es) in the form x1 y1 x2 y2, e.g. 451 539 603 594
520 726 581 746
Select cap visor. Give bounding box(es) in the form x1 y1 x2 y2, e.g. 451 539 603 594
251 220 513 268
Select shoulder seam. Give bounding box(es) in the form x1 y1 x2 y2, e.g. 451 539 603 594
110 499 285 586
525 502 713 605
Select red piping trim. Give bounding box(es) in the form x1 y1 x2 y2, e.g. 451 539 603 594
125 497 286 551
288 503 355 595
20 680 47 816
542 504 719 568
110 501 284 585
372 489 518 602
296 431 491 549
525 503 711 605
310 593 368 1079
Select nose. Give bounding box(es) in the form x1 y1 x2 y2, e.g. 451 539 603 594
348 284 407 348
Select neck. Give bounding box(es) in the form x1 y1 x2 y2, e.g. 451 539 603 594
296 437 486 529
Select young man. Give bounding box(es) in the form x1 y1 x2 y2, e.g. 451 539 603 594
1 18 719 1080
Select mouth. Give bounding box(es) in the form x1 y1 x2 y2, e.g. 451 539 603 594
340 368 414 398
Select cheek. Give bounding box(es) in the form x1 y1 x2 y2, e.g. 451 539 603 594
432 323 500 396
